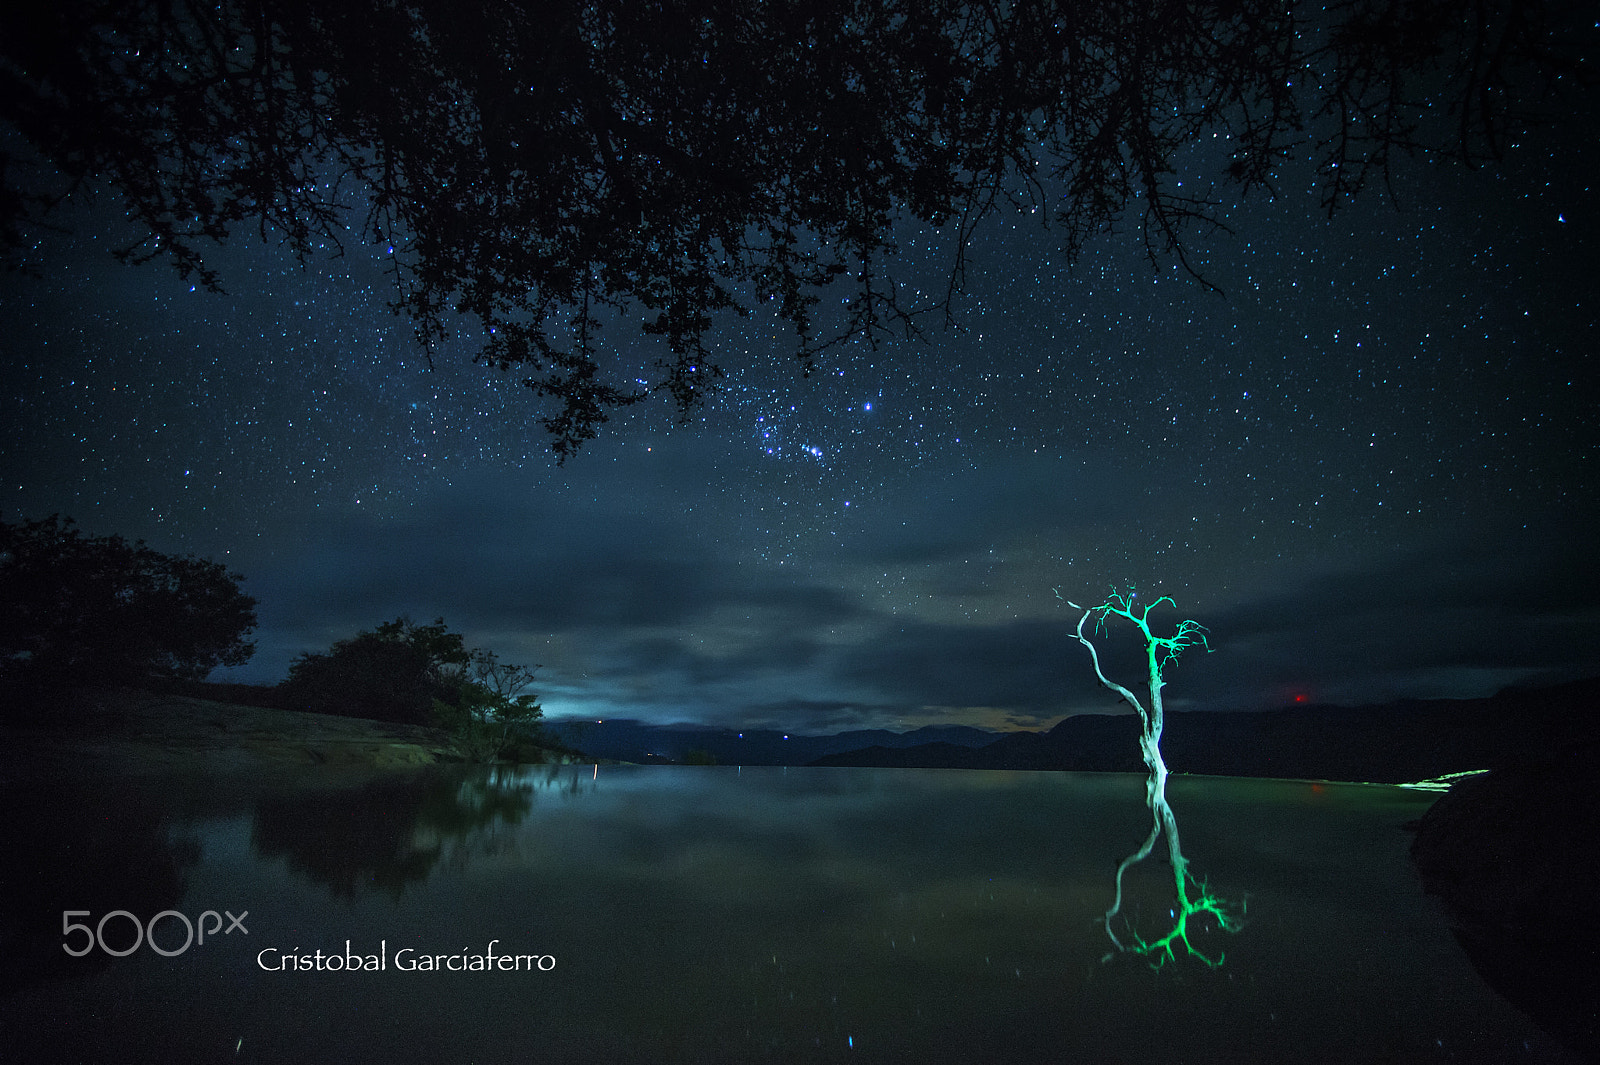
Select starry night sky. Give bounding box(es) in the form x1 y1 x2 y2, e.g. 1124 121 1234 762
2 98 1596 734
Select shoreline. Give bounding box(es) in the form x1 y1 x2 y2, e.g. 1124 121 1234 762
0 688 528 786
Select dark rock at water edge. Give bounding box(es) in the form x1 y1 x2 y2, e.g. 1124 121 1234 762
1409 741 1600 1062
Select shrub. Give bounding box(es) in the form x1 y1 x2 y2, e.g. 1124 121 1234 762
279 620 544 761
0 515 256 705
277 617 467 725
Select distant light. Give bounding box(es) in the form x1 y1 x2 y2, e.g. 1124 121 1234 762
863 402 872 411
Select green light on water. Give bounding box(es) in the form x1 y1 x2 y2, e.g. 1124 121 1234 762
1117 871 1246 969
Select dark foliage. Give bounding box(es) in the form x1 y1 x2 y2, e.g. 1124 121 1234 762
430 648 545 762
279 618 544 756
276 616 471 725
1 0 1585 456
0 515 257 703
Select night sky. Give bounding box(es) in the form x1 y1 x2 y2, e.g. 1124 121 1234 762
2 100 1596 734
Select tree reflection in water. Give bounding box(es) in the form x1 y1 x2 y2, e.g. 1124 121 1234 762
1061 587 1244 966
251 767 556 897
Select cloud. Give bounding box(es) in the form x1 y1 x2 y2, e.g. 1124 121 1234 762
1198 518 1600 705
219 444 1599 732
247 479 722 631
832 616 1107 716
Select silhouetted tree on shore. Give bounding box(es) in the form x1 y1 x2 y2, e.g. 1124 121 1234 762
0 515 257 705
277 617 470 725
431 649 544 762
279 618 543 760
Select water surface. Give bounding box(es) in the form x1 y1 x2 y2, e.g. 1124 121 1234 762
0 766 1572 1063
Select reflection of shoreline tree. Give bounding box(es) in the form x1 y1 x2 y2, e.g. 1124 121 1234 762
250 769 533 898
529 762 595 801
1059 586 1242 966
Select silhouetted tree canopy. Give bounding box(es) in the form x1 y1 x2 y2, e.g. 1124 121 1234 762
1 0 1585 456
280 618 544 753
277 616 472 725
431 648 544 762
0 515 258 700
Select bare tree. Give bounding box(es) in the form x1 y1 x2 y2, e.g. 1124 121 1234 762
1059 585 1242 966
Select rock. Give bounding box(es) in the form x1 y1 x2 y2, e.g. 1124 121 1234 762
1410 742 1600 1061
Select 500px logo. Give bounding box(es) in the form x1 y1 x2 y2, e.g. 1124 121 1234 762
62 909 249 958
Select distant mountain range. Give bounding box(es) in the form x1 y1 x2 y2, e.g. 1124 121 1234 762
812 677 1600 782
554 676 1600 783
544 719 999 767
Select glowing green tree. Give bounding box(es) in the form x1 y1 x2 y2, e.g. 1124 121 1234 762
1058 586 1243 966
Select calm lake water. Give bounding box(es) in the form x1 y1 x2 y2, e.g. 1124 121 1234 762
0 765 1576 1063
